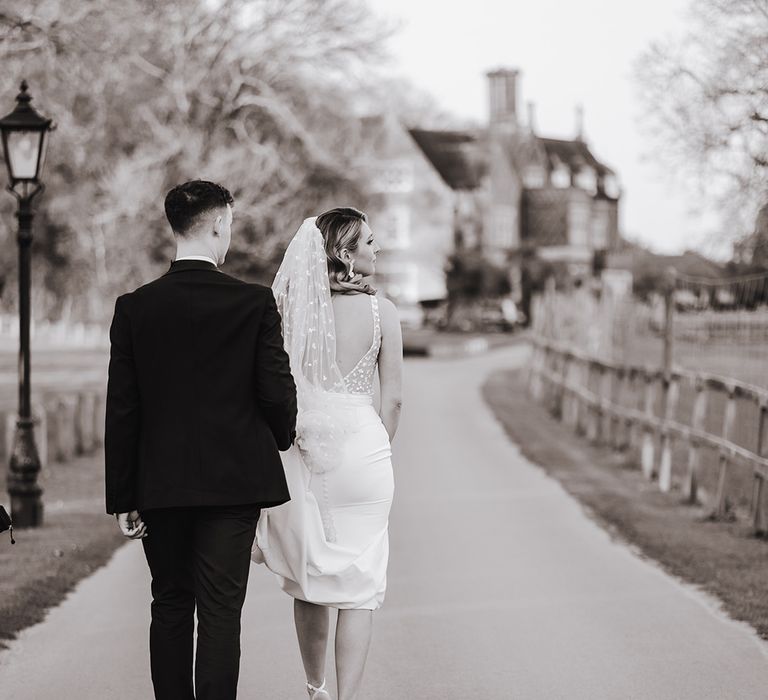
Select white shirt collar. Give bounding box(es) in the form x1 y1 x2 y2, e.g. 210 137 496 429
174 255 217 266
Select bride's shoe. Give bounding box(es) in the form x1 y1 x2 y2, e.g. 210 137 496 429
306 678 332 699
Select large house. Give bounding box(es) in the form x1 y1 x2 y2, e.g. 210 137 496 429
353 113 460 305
484 69 621 268
357 67 621 306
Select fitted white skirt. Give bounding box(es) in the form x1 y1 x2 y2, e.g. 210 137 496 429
252 393 394 610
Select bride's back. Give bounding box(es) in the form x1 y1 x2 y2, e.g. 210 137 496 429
332 292 376 376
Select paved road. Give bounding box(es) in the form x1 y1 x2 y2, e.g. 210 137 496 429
2 345 768 699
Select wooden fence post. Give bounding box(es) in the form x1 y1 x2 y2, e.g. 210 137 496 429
590 364 604 445
544 346 555 408
553 348 564 413
658 374 680 493
561 354 573 428
545 345 555 404
714 385 737 518
561 354 575 428
641 373 656 479
93 392 106 447
46 395 77 464
610 368 623 450
574 358 587 436
662 268 676 378
601 365 615 447
583 361 593 439
752 403 767 533
75 392 96 454
685 377 708 504
586 362 599 443
626 369 640 452
528 340 542 399
657 270 676 491
32 403 47 470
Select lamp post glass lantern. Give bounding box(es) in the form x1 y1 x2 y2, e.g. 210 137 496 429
0 80 54 528
0 80 52 196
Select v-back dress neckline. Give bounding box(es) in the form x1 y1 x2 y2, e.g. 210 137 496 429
335 295 381 395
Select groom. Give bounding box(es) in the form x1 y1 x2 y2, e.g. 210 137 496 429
105 179 297 699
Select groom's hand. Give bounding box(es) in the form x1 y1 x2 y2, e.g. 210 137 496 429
116 510 148 540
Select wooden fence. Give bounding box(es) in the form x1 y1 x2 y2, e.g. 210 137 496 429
528 336 768 534
0 314 108 349
0 387 106 469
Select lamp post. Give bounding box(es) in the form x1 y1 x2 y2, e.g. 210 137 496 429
0 81 54 528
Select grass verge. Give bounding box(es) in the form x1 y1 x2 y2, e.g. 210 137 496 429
0 452 124 650
483 368 768 640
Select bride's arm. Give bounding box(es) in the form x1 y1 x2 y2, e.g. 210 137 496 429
377 297 403 441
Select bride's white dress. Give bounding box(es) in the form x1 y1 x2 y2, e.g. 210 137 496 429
252 295 394 610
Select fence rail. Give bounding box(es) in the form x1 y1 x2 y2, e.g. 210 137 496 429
528 335 768 533
0 314 108 349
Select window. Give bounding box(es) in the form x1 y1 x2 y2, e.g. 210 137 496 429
551 165 571 188
602 174 620 199
568 199 590 247
591 203 610 249
574 167 597 195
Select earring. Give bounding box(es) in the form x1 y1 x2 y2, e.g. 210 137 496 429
347 260 355 280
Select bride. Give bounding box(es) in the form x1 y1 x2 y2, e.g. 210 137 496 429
252 207 403 700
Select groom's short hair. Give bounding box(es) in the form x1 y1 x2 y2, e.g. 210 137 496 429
164 180 234 236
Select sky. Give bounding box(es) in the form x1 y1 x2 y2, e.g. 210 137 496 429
366 0 725 257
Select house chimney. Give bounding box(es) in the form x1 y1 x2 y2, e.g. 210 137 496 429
486 68 519 126
527 101 536 133
575 103 585 141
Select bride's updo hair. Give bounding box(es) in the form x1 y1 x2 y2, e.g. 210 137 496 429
316 206 376 296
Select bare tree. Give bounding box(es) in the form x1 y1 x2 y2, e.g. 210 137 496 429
0 0 395 318
635 0 768 253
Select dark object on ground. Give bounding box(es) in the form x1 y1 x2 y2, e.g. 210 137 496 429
0 505 14 544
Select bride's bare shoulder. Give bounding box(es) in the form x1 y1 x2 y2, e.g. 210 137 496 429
376 295 400 334
376 294 397 314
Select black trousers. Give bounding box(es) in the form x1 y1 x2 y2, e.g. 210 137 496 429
141 504 261 700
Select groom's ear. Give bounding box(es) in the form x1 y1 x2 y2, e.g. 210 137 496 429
212 213 223 236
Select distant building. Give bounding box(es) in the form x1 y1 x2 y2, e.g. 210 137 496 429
734 201 768 265
355 114 485 306
484 68 621 276
358 67 621 305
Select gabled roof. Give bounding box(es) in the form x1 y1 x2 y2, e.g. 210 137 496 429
538 137 615 177
408 129 487 190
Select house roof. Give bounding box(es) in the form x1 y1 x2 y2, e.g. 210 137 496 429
538 137 615 177
607 246 724 278
408 128 487 190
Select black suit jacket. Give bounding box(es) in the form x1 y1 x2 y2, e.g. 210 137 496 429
105 260 297 514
